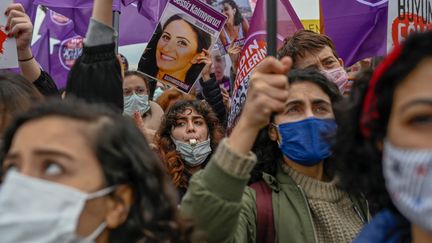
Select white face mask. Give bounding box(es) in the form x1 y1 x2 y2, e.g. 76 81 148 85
152 87 164 101
123 93 150 117
0 171 115 243
383 140 432 231
172 138 212 167
320 67 350 94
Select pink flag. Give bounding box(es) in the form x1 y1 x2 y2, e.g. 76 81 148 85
227 0 303 132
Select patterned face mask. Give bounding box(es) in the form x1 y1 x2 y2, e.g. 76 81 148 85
320 67 350 94
383 140 432 231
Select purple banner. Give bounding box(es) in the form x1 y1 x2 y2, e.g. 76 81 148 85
321 0 388 66
34 0 121 11
170 0 226 31
119 2 165 45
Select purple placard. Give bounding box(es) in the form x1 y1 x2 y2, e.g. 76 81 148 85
170 0 226 31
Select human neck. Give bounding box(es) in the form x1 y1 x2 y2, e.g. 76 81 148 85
225 19 235 28
283 156 325 181
412 224 432 243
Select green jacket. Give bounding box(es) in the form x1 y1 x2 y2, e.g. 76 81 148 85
181 146 369 243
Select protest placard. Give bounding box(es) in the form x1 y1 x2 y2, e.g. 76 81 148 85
0 0 18 69
139 0 227 93
213 0 252 55
227 0 303 133
387 0 432 52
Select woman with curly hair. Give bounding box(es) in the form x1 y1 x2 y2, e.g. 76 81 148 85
155 100 224 198
333 31 432 242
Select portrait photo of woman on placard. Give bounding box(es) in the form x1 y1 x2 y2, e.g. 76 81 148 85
218 0 249 48
139 14 212 92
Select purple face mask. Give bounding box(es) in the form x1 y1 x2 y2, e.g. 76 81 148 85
320 67 350 94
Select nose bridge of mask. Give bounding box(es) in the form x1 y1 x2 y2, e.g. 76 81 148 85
1 171 87 201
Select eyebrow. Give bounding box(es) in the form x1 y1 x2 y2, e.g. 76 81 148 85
5 150 74 161
321 56 336 63
286 100 305 107
176 115 204 120
286 99 331 107
400 99 432 113
311 99 331 106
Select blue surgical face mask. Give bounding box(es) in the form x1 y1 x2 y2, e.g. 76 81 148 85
123 93 150 117
276 117 337 166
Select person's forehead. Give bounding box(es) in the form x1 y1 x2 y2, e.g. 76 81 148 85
177 108 202 118
165 19 196 38
295 46 337 68
124 75 147 88
10 117 93 155
286 82 331 103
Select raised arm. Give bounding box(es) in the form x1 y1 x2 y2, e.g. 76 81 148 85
5 3 59 96
180 57 292 242
65 0 123 112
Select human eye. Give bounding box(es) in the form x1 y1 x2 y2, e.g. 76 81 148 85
161 34 170 41
175 121 186 127
123 89 132 96
323 59 337 68
314 105 329 114
43 160 65 176
286 106 300 114
136 88 146 95
177 40 188 47
408 115 432 126
194 120 204 126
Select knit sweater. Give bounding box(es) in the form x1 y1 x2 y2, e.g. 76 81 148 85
282 165 364 243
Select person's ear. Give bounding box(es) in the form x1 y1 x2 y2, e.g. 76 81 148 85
105 185 134 229
338 57 344 67
268 125 279 142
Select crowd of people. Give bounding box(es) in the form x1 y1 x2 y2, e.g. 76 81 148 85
0 0 432 242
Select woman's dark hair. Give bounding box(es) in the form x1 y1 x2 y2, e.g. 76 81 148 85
155 99 224 189
332 31 432 214
138 15 212 86
124 70 156 100
250 68 343 183
0 98 193 243
222 0 243 26
0 72 44 134
66 43 124 113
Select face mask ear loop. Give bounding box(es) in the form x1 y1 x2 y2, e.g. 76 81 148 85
84 222 108 241
86 186 116 200
270 123 282 146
